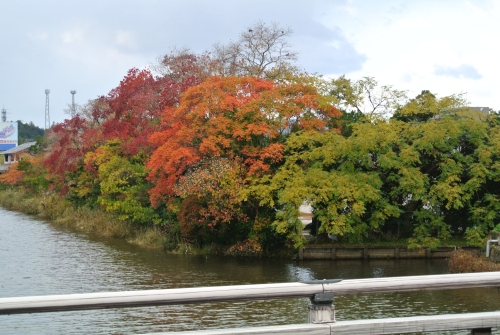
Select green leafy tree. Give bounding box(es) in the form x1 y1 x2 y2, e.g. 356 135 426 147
84 140 161 225
393 90 466 123
252 92 500 248
17 120 44 144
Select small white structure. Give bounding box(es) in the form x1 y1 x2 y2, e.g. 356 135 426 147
0 141 36 173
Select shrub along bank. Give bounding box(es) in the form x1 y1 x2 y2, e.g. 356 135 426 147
0 188 165 249
448 249 500 273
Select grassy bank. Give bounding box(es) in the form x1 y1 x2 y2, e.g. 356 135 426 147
448 249 500 273
0 188 166 249
0 188 292 257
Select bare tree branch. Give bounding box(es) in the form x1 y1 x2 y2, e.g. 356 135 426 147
330 76 407 119
212 21 299 79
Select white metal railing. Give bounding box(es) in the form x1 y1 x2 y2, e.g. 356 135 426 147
148 312 500 335
1 272 500 334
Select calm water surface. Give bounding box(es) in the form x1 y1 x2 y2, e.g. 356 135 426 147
1 207 499 334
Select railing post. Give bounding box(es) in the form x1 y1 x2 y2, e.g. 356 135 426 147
308 293 335 324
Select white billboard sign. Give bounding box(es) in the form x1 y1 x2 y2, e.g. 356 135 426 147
0 122 18 150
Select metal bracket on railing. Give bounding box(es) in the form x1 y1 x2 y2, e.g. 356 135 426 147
308 292 335 324
301 279 341 324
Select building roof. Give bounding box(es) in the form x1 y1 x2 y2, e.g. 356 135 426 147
469 107 492 114
1 141 37 155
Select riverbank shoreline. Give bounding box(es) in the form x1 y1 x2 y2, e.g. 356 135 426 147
0 188 483 259
0 188 166 249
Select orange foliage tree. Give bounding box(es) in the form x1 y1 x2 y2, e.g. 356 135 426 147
0 162 25 185
147 76 340 245
0 154 48 193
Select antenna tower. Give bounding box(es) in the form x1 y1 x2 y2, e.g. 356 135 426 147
70 90 77 115
45 89 50 130
1 107 6 122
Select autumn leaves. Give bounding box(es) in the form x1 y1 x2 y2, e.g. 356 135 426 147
144 76 340 248
3 22 499 253
147 77 340 206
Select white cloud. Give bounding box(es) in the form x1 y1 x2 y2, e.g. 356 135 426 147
388 3 407 14
338 3 358 15
396 16 429 30
327 0 500 109
54 25 149 74
2 0 500 128
329 40 341 49
61 28 85 44
56 38 148 75
27 32 48 41
115 31 136 49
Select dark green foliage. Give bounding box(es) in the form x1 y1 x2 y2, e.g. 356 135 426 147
17 120 44 144
177 195 252 248
337 109 365 137
392 90 438 123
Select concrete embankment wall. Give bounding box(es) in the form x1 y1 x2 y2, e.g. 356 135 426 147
299 246 480 260
490 245 500 263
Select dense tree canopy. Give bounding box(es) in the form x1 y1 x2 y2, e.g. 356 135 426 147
44 67 201 193
147 76 340 206
145 75 340 246
3 21 500 254
251 92 500 247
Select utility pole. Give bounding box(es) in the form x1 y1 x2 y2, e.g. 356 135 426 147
70 90 77 115
45 89 50 130
1 107 6 122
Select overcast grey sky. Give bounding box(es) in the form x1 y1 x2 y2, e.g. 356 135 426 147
1 0 498 128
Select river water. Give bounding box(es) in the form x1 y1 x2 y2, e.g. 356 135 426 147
1 207 499 334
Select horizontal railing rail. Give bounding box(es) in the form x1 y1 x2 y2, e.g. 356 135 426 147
1 272 499 315
145 311 500 335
